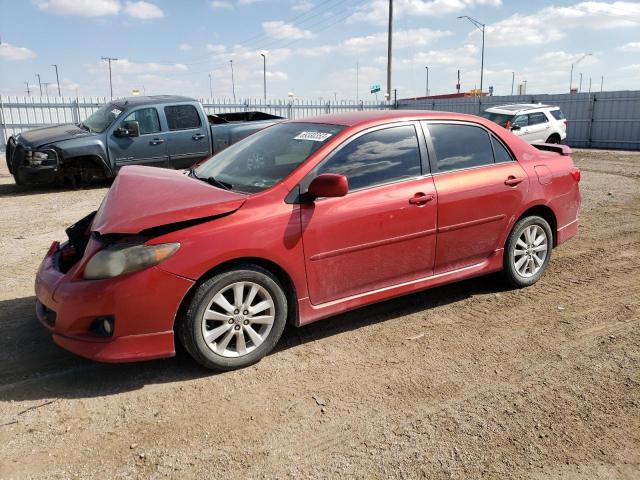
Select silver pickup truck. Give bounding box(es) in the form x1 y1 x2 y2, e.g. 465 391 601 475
6 95 282 186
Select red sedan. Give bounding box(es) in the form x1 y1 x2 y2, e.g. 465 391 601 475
35 110 581 371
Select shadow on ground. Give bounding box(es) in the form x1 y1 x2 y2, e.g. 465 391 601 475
0 273 509 402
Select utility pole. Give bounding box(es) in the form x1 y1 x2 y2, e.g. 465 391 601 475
458 15 485 95
208 73 213 100
579 72 583 92
356 59 359 103
457 69 460 93
600 75 604 92
260 53 266 101
229 60 236 103
25 82 31 96
36 73 42 96
386 0 393 100
511 71 514 95
425 66 429 97
588 77 592 94
42 82 51 97
52 64 61 96
523 80 527 95
569 53 592 92
101 56 119 100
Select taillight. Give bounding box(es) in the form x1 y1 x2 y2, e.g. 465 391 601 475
570 168 581 182
505 120 512 130
564 119 568 127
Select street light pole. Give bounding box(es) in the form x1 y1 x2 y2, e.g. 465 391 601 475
458 15 485 95
229 59 236 103
579 72 583 92
101 57 119 100
511 71 514 95
36 73 42 96
52 64 61 96
25 82 31 96
425 66 429 97
386 0 393 100
208 73 213 100
569 53 592 92
260 53 266 101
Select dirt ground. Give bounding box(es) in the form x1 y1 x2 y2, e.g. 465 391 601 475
0 149 638 479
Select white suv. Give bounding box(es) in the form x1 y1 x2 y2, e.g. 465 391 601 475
482 104 567 144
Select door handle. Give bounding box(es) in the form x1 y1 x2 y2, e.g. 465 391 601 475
504 175 525 186
192 133 206 140
409 192 435 206
150 138 164 145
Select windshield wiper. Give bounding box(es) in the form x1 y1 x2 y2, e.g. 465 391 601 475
190 170 233 190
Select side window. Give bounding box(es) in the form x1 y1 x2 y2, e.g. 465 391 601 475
316 125 421 191
491 135 514 163
122 108 160 135
512 115 528 127
528 112 548 125
550 109 564 120
427 124 494 172
164 105 202 130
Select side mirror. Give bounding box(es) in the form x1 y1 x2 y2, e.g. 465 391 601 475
307 174 348 199
115 121 140 138
510 124 521 131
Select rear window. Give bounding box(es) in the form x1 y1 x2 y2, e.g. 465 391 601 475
550 109 565 120
481 112 514 128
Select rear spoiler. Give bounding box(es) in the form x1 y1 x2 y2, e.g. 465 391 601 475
532 143 572 156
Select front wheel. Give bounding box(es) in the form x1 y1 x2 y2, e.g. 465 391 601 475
545 134 561 144
179 265 288 371
502 216 553 288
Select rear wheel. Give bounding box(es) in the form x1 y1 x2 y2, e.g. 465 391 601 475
502 216 553 288
545 133 561 144
179 265 288 371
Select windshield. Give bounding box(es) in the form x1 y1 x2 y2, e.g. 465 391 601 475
481 112 514 128
194 122 344 193
82 103 124 133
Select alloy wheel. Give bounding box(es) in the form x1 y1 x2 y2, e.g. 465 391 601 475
201 281 275 358
513 224 548 278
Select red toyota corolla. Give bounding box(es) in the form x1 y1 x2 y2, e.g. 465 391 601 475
35 110 581 371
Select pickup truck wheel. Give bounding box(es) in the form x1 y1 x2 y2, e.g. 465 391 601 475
179 265 287 371
545 134 561 144
503 216 553 288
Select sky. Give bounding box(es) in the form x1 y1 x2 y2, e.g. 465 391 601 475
0 0 639 101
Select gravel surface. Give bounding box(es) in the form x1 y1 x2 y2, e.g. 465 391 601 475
0 150 639 479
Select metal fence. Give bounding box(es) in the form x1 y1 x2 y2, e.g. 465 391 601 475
398 90 640 150
0 96 388 152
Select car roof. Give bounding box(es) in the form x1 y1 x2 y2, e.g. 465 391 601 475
486 103 557 113
111 95 196 108
294 109 486 127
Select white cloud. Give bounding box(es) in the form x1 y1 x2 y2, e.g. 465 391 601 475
86 58 188 75
392 44 480 69
35 0 121 16
262 21 314 40
206 44 227 54
479 2 640 47
621 64 640 72
210 0 232 8
297 28 451 57
256 70 288 81
179 43 192 51
0 42 36 61
292 0 314 11
351 0 502 25
618 42 640 52
123 1 164 19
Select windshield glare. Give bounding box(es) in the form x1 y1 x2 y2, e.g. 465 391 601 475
194 122 344 193
482 112 514 128
83 104 123 133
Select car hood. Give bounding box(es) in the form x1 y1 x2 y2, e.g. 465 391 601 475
91 166 247 235
16 123 93 148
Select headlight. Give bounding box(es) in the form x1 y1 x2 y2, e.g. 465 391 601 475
28 150 57 166
83 242 180 280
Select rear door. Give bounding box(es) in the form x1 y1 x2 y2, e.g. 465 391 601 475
108 106 169 168
526 111 552 143
300 123 438 305
163 104 211 169
422 122 529 274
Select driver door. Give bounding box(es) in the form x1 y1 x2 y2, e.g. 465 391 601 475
108 107 169 169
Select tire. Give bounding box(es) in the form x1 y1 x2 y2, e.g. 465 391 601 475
502 216 553 288
545 134 561 144
178 264 288 371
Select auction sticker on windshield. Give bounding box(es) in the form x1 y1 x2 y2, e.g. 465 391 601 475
111 108 123 117
294 131 333 142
